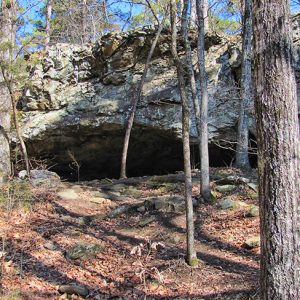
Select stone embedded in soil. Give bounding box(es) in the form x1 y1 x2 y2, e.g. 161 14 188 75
138 215 156 227
43 241 58 251
247 182 258 192
215 185 237 193
65 243 104 260
107 204 131 218
244 236 260 249
89 197 111 205
144 195 185 213
245 205 259 217
122 186 143 197
137 205 146 212
215 175 250 185
78 216 92 226
58 284 89 297
218 197 239 210
101 183 127 192
58 189 79 200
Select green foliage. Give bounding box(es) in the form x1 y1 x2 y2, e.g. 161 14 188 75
0 290 23 300
5 0 12 9
129 0 168 28
33 0 118 44
0 180 34 212
210 14 241 34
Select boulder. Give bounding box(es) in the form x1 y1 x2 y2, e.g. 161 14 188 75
144 195 185 213
58 189 79 200
18 169 61 187
218 197 239 210
245 205 259 217
58 284 89 297
244 236 260 249
215 185 237 193
215 175 250 185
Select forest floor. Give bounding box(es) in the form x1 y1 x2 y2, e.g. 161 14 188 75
0 168 260 300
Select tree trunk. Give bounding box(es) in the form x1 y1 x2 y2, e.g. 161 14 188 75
120 20 164 179
181 0 201 166
170 0 197 266
0 0 15 183
195 0 210 201
45 0 53 49
178 0 184 16
191 0 208 31
5 77 31 178
235 0 252 170
253 0 300 298
1 0 30 180
82 0 88 44
190 0 197 27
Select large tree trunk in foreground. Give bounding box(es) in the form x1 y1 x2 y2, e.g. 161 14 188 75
235 0 252 170
195 0 210 201
253 0 300 298
0 0 15 182
120 21 164 179
170 0 197 266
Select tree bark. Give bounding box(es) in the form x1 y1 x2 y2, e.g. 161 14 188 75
253 0 300 298
0 0 15 183
235 0 252 170
181 0 201 166
45 0 53 49
120 20 164 179
170 0 197 266
5 75 31 178
0 0 30 179
191 0 208 31
82 0 88 44
195 0 210 201
190 0 197 27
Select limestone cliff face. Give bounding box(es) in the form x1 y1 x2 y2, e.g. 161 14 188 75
18 21 300 179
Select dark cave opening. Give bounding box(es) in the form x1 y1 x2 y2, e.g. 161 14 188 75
26 125 257 182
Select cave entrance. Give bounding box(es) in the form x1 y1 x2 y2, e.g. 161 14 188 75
26 125 256 182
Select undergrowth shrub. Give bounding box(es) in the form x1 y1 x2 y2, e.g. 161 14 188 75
0 180 33 212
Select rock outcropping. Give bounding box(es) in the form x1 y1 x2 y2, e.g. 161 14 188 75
19 21 300 180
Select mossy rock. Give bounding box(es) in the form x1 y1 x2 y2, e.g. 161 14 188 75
243 189 258 199
244 236 260 249
155 183 179 193
245 205 259 217
210 191 221 202
138 215 156 227
218 197 239 210
215 185 237 193
101 183 127 192
65 243 104 260
122 186 143 198
144 195 185 213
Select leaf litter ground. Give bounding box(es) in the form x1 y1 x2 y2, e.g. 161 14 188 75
0 168 260 299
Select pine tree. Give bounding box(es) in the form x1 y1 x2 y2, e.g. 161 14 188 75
253 0 300 297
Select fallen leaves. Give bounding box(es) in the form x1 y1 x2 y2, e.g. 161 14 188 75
0 169 260 299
